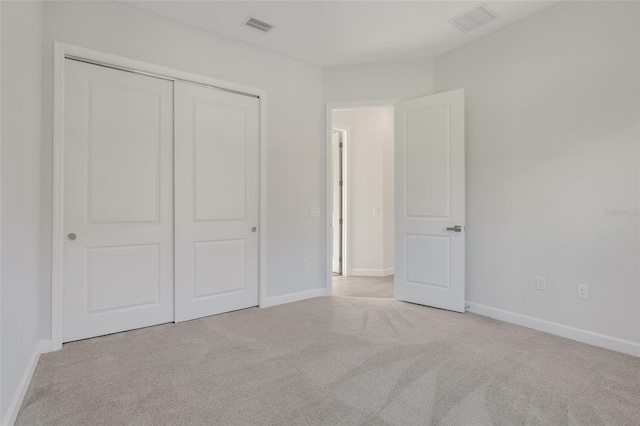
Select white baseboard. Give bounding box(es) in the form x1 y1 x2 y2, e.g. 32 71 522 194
466 301 640 357
38 339 52 355
1 339 49 426
261 288 326 308
349 268 394 277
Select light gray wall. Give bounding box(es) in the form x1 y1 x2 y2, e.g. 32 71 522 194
1 0 43 420
434 1 640 343
332 107 394 275
382 110 394 272
324 57 434 103
38 1 325 336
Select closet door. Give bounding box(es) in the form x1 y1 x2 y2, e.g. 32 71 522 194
63 59 174 342
174 82 260 322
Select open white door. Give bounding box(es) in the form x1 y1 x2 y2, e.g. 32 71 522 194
394 89 465 312
174 82 260 323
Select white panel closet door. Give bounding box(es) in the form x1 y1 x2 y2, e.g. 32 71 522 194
174 82 259 322
394 89 465 312
63 59 174 342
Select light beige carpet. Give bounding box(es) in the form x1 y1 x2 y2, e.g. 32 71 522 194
17 296 640 425
333 275 394 298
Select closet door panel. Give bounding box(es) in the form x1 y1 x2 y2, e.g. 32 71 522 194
62 59 174 342
174 82 259 322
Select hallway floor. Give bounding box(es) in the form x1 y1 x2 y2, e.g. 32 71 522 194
332 275 394 298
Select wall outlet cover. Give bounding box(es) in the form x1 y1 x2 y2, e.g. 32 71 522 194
577 284 589 299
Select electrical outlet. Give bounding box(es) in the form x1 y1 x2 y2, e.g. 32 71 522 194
577 284 589 299
302 259 309 270
308 208 320 217
536 276 546 291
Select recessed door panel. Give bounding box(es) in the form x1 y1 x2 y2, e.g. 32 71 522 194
88 83 161 224
405 105 451 219
175 81 259 322
194 101 247 222
405 235 450 289
87 244 161 313
194 239 247 298
63 59 174 342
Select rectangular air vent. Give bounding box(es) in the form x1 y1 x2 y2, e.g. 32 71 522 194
244 16 274 33
449 5 497 33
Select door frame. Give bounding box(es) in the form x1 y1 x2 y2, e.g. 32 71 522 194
325 100 398 295
331 125 348 277
51 42 268 351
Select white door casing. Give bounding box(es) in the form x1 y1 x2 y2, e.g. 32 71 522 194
394 89 465 312
174 82 260 322
62 59 175 342
332 131 342 274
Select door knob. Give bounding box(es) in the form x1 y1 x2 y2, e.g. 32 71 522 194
67 233 77 241
251 227 257 232
446 226 462 232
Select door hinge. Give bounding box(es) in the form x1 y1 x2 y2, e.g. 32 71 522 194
339 218 343 225
339 180 343 186
339 142 343 148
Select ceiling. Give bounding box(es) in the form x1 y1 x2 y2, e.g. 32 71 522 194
121 1 559 67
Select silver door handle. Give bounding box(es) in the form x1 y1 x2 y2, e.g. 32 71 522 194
251 227 257 232
67 233 77 241
446 226 462 232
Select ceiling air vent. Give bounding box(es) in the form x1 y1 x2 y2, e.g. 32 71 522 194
243 16 274 33
449 5 497 33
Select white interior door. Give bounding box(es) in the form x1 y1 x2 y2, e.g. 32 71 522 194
174 82 260 322
394 89 465 312
332 131 342 274
63 59 174 342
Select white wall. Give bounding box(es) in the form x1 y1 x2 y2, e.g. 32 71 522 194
1 0 44 421
332 107 394 275
382 111 394 273
324 57 434 103
434 1 640 345
37 1 325 335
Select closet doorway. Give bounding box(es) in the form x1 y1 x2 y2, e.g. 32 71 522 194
54 46 265 346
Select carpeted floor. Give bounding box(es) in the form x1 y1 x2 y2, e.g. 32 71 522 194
16 296 640 425
332 275 394 298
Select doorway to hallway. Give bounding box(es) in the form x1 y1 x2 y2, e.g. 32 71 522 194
332 275 394 298
326 90 467 311
329 105 395 299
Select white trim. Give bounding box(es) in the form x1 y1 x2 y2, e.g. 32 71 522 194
325 100 399 296
0 340 50 426
0 2 3 415
331 125 349 278
466 301 640 357
637 2 640 353
349 268 395 277
38 340 52 355
51 42 268 351
330 99 401 110
262 288 326 308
